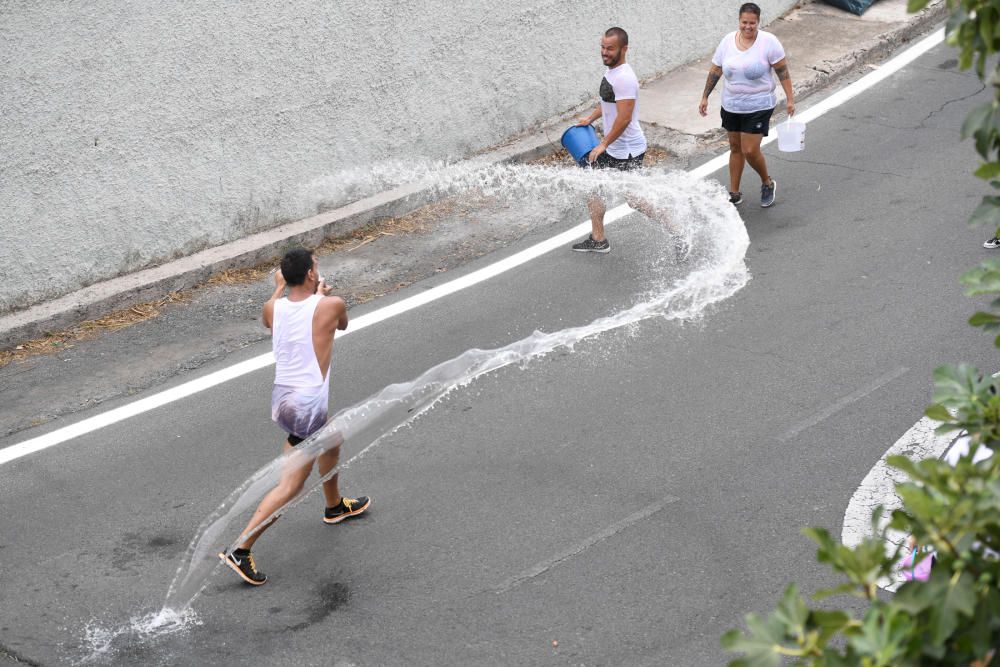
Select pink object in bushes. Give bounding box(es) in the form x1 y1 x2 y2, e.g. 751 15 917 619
901 546 934 582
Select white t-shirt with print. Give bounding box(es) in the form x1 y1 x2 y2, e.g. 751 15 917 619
599 63 647 159
712 30 786 114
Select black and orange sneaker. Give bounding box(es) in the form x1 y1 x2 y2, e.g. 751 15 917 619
323 496 371 525
219 548 267 586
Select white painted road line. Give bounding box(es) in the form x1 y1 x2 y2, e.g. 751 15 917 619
0 209 634 469
841 416 953 550
841 416 956 591
778 367 910 442
493 498 678 594
0 27 947 468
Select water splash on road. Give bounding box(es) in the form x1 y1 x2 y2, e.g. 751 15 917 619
79 608 199 665
76 161 750 663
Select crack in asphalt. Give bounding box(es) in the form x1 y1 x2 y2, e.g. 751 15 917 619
920 83 988 126
770 154 904 179
840 83 987 134
0 642 42 667
910 62 979 79
712 341 799 369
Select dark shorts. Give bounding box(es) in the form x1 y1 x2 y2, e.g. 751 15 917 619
721 107 774 135
581 151 645 170
287 433 306 446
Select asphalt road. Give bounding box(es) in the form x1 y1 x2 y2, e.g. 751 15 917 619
1 41 995 666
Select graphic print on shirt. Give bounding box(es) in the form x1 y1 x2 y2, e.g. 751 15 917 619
598 64 647 159
600 77 615 103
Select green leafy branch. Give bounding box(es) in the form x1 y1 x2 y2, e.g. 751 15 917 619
724 1 1000 664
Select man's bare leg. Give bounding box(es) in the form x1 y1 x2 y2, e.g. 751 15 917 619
588 194 607 242
623 193 689 259
238 441 313 551
318 433 371 524
624 194 681 235
318 445 341 508
219 440 315 585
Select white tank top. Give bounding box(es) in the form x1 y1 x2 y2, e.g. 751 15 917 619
272 294 328 389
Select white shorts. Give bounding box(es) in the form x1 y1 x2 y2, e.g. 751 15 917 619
271 383 329 443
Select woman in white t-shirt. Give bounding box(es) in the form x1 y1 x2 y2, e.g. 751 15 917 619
698 2 795 208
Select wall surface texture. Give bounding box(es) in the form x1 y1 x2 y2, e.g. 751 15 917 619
1 0 795 314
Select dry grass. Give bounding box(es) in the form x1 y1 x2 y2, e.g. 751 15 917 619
0 195 490 368
529 146 672 167
315 195 495 254
531 148 576 166
205 266 273 286
641 146 671 165
348 282 414 306
84 292 192 331
0 291 191 367
317 208 431 254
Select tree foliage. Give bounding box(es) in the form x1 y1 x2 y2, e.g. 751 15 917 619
723 1 1000 664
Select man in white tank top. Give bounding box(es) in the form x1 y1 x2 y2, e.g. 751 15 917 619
220 248 370 586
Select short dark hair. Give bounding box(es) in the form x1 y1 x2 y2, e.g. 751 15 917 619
605 27 628 46
280 248 314 286
739 3 761 17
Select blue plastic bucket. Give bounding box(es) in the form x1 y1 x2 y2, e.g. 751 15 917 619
561 125 599 164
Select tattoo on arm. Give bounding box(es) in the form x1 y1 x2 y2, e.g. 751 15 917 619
774 64 790 82
703 71 721 98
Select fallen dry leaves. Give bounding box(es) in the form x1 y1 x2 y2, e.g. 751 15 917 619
530 146 671 166
0 291 190 367
0 196 476 367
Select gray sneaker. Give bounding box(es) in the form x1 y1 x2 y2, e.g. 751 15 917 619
761 179 776 208
571 235 611 253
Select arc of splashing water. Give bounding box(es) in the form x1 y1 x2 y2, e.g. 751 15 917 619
157 169 752 617
162 279 748 613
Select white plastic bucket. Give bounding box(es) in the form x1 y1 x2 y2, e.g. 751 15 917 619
777 119 805 152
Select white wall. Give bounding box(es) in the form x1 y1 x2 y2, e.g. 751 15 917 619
0 0 795 314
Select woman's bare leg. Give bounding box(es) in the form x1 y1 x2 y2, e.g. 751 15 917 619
727 131 745 193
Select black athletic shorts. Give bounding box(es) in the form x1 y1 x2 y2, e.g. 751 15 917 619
287 433 306 446
582 151 645 170
721 107 774 135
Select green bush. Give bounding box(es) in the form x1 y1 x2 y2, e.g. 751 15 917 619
722 1 1000 664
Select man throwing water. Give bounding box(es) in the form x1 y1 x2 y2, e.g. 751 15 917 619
571 26 648 254
220 248 370 586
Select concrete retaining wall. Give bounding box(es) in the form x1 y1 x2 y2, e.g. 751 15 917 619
1 0 796 314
